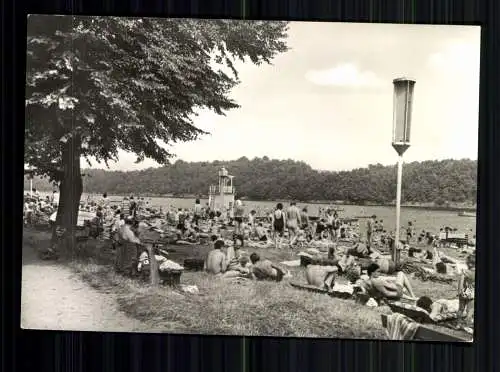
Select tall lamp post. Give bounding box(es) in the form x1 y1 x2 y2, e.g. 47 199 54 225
391 77 416 264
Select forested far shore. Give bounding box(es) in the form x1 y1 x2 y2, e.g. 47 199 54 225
24 157 477 208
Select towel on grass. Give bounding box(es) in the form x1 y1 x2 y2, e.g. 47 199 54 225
385 313 419 340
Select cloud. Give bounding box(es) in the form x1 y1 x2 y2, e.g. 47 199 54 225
305 63 384 87
427 41 480 74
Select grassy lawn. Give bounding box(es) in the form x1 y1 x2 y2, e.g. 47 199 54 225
23 228 465 339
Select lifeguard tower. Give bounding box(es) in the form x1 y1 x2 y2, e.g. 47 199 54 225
208 167 235 214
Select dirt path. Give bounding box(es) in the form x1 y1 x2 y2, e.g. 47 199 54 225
21 231 148 332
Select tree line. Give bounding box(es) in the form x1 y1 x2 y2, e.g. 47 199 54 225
25 157 477 206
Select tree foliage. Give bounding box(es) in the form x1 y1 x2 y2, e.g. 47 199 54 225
24 15 289 231
25 158 478 206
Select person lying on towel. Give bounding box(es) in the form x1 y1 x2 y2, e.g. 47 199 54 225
249 253 287 282
358 263 417 302
415 296 460 319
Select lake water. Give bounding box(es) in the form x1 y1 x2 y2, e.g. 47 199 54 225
29 191 477 235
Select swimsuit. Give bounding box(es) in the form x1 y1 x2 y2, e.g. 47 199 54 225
273 211 285 234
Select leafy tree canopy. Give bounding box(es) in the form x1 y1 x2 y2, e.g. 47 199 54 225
25 16 289 181
24 15 289 232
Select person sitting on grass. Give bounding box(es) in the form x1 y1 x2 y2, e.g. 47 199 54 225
253 222 267 241
358 263 417 303
408 246 434 260
249 252 287 282
346 239 371 258
222 245 252 279
372 255 400 275
431 246 466 275
305 264 338 290
205 239 228 275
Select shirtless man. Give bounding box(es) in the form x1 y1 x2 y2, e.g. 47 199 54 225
233 200 245 244
250 253 286 281
205 240 228 274
359 263 417 302
286 202 301 246
366 215 376 249
305 264 338 290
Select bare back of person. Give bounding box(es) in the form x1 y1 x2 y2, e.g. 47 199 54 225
306 265 338 289
286 206 300 228
205 249 227 274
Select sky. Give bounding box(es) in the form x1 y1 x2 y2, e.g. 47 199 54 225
87 21 481 172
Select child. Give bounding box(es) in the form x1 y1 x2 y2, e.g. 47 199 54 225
457 254 475 324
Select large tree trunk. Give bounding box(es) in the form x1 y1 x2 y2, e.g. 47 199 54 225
53 135 83 254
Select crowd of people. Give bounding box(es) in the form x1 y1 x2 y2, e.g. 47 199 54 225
25 191 476 331
23 189 59 225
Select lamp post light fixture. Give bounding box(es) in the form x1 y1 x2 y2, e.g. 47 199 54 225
391 77 416 264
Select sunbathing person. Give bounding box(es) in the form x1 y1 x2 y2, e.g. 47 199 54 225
345 240 371 258
408 246 433 260
358 263 417 302
432 247 466 275
336 253 357 273
255 223 269 242
416 296 460 319
249 253 287 281
205 240 228 274
223 247 252 279
305 264 338 290
373 256 399 275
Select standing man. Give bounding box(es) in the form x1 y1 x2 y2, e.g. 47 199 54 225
406 221 414 244
129 196 137 219
286 202 301 247
52 190 60 207
233 200 245 246
193 199 203 226
366 215 376 249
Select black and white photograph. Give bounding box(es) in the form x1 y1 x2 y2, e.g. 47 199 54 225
22 16 479 342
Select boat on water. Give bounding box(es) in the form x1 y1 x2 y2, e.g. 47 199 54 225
458 211 476 217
